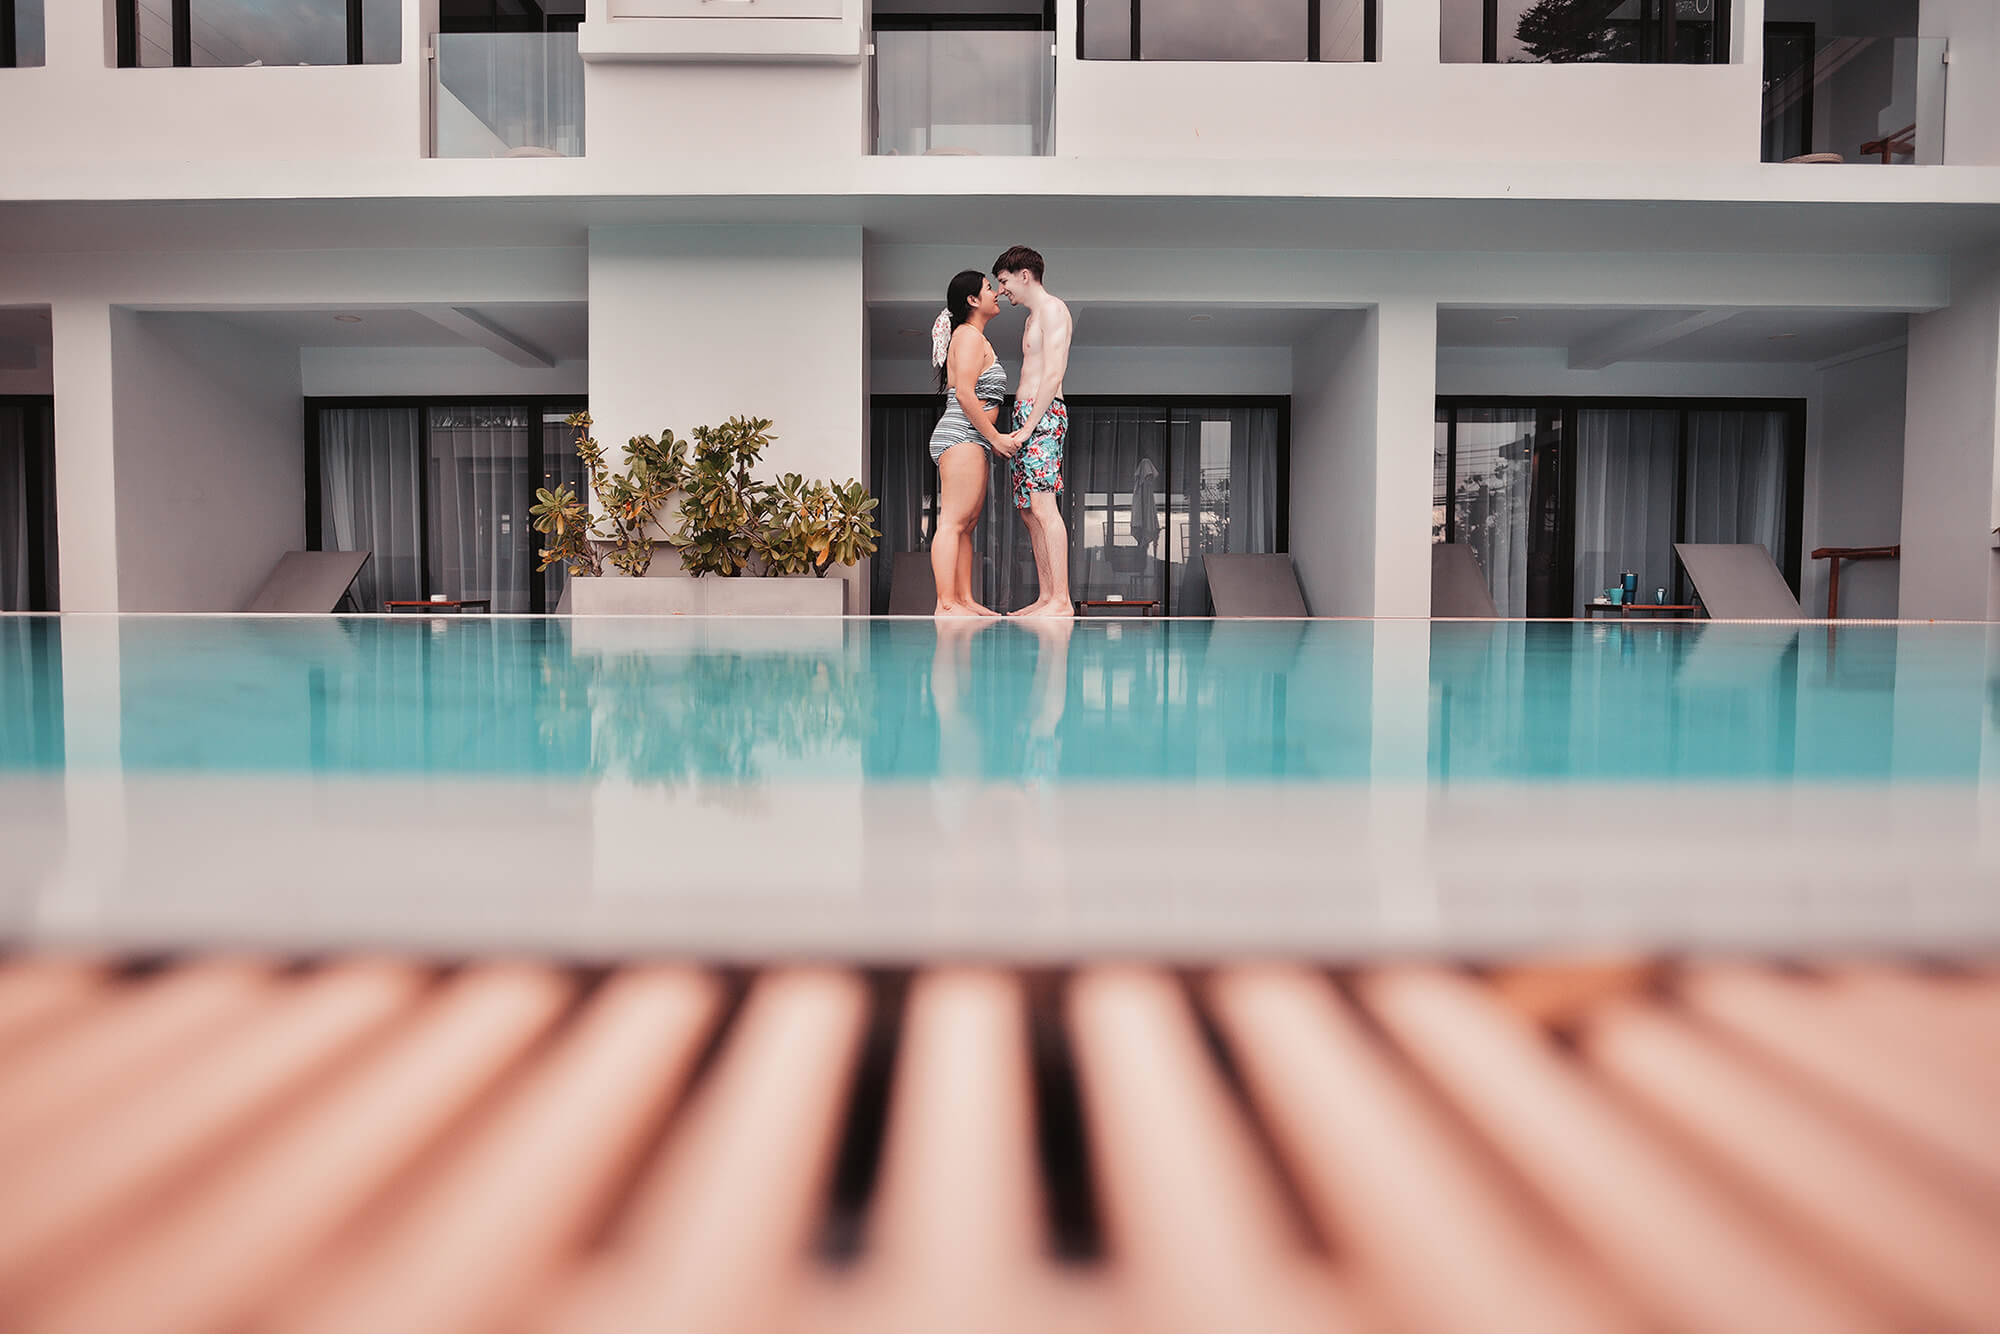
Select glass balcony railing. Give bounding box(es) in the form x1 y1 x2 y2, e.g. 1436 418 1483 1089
432 31 585 159
871 27 1054 157
1762 34 1947 165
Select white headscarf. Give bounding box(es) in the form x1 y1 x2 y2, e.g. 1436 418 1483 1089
930 308 953 368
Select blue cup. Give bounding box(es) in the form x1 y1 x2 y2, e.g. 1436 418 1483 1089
1622 571 1639 604
1607 587 1624 605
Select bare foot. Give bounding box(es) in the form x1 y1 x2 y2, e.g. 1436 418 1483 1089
1018 600 1075 619
1008 598 1050 618
933 602 983 618
969 601 1002 617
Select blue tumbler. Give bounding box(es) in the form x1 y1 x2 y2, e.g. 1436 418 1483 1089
1621 571 1639 605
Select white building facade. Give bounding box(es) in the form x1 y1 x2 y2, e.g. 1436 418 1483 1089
3 0 1999 619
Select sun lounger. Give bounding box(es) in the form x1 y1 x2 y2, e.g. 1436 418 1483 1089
1203 553 1309 618
886 551 938 616
1673 543 1803 620
243 550 370 614
1430 544 1500 618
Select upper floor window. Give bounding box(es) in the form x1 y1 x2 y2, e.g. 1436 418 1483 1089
116 0 402 68
2 0 46 67
1442 0 1730 64
1081 0 1376 63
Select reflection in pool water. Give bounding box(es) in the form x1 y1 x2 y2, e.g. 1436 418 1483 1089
2 615 1997 785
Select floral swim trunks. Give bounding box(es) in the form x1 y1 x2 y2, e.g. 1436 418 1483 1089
1009 397 1068 511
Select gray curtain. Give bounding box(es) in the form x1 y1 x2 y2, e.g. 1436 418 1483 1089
1170 406 1280 615
0 401 57 613
1684 409 1791 564
1450 406 1538 617
1572 408 1680 614
541 413 587 611
318 406 422 610
871 402 941 613
428 405 534 612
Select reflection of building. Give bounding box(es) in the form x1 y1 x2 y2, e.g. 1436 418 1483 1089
1 0 1994 622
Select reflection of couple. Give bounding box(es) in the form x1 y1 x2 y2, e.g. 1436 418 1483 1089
931 616 1073 785
927 246 1074 619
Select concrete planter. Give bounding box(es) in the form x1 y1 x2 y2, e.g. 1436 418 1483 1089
567 574 847 616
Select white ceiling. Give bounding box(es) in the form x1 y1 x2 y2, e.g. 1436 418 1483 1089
1438 305 1908 364
199 302 588 359
869 300 1341 357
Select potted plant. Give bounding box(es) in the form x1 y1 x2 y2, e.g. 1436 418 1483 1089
533 412 880 615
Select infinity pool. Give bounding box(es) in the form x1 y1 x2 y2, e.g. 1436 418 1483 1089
2 614 1996 958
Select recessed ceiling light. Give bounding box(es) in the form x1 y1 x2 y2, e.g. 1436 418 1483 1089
1188 314 1213 323
334 314 364 323
1495 316 1520 325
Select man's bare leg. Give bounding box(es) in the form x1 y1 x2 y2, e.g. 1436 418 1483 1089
1018 490 1073 618
1011 503 1054 616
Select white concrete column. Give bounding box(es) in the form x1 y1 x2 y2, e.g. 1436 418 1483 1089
1898 253 2000 620
49 300 120 612
1373 298 1439 618
1288 298 1437 618
587 224 869 606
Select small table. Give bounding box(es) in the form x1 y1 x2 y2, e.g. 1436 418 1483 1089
383 599 493 614
1809 545 1899 619
1582 602 1701 619
1075 599 1158 618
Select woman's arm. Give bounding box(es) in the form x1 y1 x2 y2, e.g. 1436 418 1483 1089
949 330 1015 454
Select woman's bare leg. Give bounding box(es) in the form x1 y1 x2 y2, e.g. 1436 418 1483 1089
932 444 991 617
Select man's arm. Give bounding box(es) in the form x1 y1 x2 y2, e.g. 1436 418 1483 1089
1013 303 1072 442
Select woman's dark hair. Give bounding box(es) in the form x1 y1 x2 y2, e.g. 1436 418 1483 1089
937 269 988 394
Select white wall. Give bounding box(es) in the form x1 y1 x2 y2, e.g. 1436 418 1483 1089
1053 0 1764 164
869 345 1292 397
584 63 864 159
0 0 429 166
589 224 868 604
1437 350 1816 400
1900 254 2000 619
1289 310 1376 616
110 311 305 612
1799 347 1908 617
302 347 589 398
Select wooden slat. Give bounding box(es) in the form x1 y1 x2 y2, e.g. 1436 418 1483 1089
1584 993 2000 1334
540 969 870 1334
1814 965 2000 1110
1067 967 1370 1334
0 958 103 1056
269 966 720 1334
1682 965 2000 1199
1358 966 1885 1334
0 960 422 1297
1211 966 1642 1334
20 964 574 1334
0 960 272 1165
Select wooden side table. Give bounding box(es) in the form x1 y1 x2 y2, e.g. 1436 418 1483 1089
1581 603 1702 619
1809 545 1899 619
383 599 493 614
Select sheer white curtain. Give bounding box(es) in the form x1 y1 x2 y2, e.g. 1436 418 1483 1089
318 407 422 610
1451 408 1537 616
0 401 57 613
428 405 534 612
1172 406 1281 615
1572 408 1681 615
873 27 1049 156
1683 410 1791 562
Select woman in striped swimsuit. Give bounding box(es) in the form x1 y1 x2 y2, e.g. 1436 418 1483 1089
926 270 1014 617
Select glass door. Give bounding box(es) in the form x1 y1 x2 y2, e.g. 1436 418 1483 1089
1437 404 1567 617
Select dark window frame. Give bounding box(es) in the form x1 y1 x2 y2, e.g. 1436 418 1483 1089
305 394 587 614
1 0 17 69
1436 394 1807 613
1080 0 1377 63
1 394 57 613
116 0 380 67
439 0 583 35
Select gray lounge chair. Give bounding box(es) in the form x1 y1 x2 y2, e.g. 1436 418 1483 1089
1204 554 1309 618
1673 543 1803 620
244 550 370 613
886 551 938 615
1431 544 1499 618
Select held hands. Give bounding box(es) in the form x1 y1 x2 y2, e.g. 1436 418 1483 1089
993 430 1024 458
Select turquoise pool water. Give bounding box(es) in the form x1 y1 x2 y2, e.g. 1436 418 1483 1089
3 615 1995 785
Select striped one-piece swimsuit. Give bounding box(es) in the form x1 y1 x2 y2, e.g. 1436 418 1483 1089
928 359 1010 464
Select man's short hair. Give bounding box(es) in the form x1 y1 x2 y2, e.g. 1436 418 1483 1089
992 245 1045 284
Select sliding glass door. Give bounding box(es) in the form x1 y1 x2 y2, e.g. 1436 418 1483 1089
309 397 584 613
0 396 58 613
869 396 1288 614
1439 398 1804 616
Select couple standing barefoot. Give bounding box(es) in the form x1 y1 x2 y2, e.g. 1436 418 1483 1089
927 245 1074 619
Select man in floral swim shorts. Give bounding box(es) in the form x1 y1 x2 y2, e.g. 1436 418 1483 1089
992 244 1075 618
